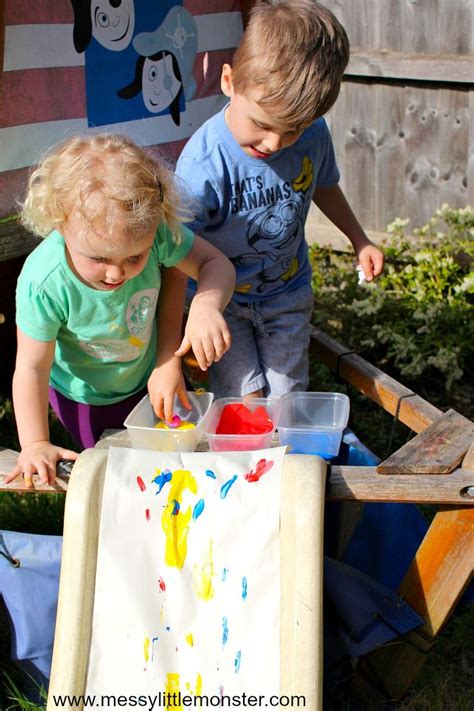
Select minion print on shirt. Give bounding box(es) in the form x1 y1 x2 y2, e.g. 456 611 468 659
231 156 314 294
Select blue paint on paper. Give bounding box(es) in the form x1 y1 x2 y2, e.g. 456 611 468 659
242 576 248 600
171 499 180 516
205 469 217 479
193 499 205 520
151 636 159 661
222 568 228 582
220 475 238 499
234 650 241 673
152 469 172 493
222 617 229 646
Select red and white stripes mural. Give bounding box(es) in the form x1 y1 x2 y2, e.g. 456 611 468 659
0 0 243 216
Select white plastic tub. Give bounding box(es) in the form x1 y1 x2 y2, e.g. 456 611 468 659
204 397 278 451
124 391 214 452
276 392 350 458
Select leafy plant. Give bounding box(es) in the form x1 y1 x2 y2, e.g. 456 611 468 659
310 205 473 418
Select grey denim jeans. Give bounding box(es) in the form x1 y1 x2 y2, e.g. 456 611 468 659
208 283 314 398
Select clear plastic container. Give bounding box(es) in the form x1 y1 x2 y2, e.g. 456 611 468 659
124 391 214 452
276 392 350 458
204 397 278 452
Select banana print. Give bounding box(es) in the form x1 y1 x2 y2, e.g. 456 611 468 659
292 155 314 193
281 257 299 282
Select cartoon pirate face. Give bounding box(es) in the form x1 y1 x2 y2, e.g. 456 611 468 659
142 53 182 114
117 6 197 124
91 0 135 51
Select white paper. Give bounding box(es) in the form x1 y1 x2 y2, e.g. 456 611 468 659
85 447 284 706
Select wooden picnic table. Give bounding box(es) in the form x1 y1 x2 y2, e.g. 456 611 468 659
1 326 472 701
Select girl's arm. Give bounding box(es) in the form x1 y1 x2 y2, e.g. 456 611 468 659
313 184 384 280
5 329 78 487
174 236 235 370
147 267 191 422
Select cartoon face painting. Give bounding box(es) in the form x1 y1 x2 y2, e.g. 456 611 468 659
142 53 182 114
71 0 135 53
117 6 197 125
91 0 135 51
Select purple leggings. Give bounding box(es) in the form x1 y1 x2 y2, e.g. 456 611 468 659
48 386 147 449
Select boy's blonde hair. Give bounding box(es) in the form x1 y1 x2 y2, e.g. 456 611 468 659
231 0 349 130
21 133 184 244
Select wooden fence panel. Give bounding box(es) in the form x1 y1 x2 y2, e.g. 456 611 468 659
315 0 473 233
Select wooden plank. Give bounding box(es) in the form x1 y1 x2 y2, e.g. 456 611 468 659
3 438 473 503
356 506 474 699
438 85 470 207
439 0 472 55
336 82 377 230
463 443 474 468
377 409 474 475
0 448 69 492
0 219 39 262
346 52 474 84
327 466 474 504
0 472 69 493
374 82 407 229
0 448 20 476
404 84 441 228
309 326 443 433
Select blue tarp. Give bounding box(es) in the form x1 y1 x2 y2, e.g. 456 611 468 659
0 530 61 692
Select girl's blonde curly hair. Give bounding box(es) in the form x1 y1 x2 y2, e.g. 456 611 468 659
21 133 186 244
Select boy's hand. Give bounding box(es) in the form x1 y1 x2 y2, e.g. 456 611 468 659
356 242 385 282
148 360 191 423
175 302 231 371
5 441 79 488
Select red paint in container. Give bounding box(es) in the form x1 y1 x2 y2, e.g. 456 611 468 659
216 404 274 435
206 397 278 451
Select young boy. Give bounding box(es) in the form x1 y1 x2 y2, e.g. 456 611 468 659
175 0 384 398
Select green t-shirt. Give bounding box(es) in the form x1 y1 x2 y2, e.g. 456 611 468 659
16 225 194 404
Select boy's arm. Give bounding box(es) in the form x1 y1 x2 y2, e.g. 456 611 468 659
6 329 78 487
147 267 191 422
174 235 236 369
313 184 384 280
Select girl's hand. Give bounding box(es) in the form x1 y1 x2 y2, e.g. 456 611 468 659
5 441 79 488
356 242 385 282
175 301 231 371
148 359 191 423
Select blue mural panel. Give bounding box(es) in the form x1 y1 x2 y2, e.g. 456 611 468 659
70 0 198 127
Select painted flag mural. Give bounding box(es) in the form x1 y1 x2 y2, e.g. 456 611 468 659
0 0 244 216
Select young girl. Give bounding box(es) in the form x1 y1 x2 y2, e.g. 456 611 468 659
6 133 235 487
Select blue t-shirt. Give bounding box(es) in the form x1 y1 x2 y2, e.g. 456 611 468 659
16 225 194 404
176 106 339 302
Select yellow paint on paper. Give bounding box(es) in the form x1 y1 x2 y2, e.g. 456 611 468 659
161 469 197 569
185 633 194 647
165 673 182 710
193 540 215 600
144 636 150 663
195 673 203 696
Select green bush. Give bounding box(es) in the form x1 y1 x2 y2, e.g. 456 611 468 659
310 204 473 419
